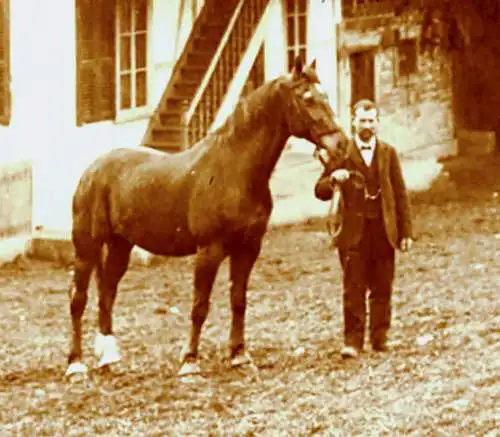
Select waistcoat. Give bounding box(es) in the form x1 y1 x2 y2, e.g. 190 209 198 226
359 147 382 219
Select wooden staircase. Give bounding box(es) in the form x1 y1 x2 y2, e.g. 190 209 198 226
142 0 270 152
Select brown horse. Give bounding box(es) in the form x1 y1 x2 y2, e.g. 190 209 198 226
65 57 346 379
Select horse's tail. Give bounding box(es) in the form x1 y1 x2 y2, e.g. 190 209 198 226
71 164 112 264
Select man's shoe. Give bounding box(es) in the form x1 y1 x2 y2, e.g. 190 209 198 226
340 345 359 359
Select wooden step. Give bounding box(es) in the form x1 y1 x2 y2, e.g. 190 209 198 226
173 80 199 96
199 24 229 40
163 95 190 110
158 110 183 126
151 125 185 143
186 50 215 66
143 0 267 153
180 65 207 82
192 35 222 52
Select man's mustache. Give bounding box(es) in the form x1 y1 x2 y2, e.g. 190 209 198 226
359 128 375 136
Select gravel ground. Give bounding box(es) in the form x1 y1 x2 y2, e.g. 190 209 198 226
0 155 499 436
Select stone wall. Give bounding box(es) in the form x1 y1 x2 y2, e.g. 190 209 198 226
377 46 455 159
338 12 455 160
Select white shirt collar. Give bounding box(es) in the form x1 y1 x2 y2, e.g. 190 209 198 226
354 134 376 151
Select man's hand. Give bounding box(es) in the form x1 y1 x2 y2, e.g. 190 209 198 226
400 237 413 252
331 169 350 183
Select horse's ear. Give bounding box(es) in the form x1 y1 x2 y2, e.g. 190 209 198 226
303 58 320 83
291 55 304 79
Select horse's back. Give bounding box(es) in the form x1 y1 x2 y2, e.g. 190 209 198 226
72 145 210 254
74 146 190 195
83 147 163 177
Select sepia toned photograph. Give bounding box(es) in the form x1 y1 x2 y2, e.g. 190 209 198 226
0 0 498 435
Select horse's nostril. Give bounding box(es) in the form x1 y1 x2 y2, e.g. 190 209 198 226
209 176 215 185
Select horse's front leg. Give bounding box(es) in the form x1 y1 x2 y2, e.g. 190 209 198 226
228 238 262 367
179 242 226 376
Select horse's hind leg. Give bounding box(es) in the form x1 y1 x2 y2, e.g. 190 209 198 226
94 236 133 368
179 242 226 376
228 238 262 367
66 242 99 377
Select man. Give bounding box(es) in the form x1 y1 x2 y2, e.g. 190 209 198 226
314 99 413 359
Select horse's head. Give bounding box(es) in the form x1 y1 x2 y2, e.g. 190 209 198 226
282 56 347 164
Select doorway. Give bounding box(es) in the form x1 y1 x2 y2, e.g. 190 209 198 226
350 50 375 106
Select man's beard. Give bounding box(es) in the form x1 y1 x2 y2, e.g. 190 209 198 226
358 128 374 142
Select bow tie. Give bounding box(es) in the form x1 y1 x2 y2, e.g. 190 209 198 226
360 145 372 151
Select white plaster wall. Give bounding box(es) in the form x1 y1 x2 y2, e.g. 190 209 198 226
307 0 338 113
264 0 287 80
0 0 343 232
24 0 202 231
0 0 52 165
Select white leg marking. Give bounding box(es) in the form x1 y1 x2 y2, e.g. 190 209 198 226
94 333 122 368
178 361 202 377
65 362 89 377
231 352 252 368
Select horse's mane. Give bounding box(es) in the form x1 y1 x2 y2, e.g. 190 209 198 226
208 77 284 148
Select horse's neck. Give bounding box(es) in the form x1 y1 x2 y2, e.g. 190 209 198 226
216 125 286 199
209 82 291 190
246 123 289 182
235 104 289 189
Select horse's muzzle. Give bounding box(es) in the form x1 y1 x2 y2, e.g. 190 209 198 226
317 131 346 163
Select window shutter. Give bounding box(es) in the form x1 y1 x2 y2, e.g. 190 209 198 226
0 0 11 126
76 0 116 126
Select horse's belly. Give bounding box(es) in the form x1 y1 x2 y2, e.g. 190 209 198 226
138 236 197 257
126 224 198 257
114 204 198 257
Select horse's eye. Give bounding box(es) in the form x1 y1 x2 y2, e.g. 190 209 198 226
303 91 314 101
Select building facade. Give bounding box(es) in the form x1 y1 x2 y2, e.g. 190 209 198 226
336 0 454 159
0 0 340 238
0 0 453 259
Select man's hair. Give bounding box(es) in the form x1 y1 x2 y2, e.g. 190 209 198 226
352 99 379 117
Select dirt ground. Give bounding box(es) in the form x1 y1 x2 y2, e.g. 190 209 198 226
1 155 499 436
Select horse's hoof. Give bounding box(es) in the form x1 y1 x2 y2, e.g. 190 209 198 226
231 352 253 368
94 334 121 368
97 352 121 368
65 362 89 381
178 344 192 364
178 360 202 377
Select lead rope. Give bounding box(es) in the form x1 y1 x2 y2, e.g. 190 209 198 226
326 182 344 247
313 147 345 247
313 150 380 247
323 170 378 248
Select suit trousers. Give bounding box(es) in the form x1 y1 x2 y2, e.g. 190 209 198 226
338 216 395 350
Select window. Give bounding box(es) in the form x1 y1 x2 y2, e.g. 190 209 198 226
285 0 307 71
0 0 10 126
76 0 149 126
117 0 148 112
398 38 418 77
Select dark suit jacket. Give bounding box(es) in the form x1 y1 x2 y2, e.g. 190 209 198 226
314 139 413 249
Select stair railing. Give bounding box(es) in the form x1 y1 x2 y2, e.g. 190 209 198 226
183 0 269 146
183 0 246 145
140 0 219 147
